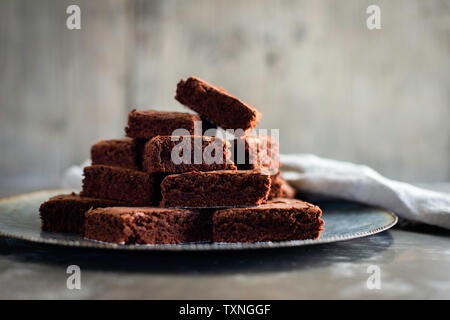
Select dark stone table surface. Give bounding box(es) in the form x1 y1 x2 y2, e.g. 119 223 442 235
0 184 449 299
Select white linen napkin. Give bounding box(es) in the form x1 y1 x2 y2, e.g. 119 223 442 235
61 159 90 192
280 154 450 230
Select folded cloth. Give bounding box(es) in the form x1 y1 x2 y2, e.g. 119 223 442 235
61 159 91 192
280 154 450 230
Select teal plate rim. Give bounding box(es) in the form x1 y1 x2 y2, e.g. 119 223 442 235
0 189 398 251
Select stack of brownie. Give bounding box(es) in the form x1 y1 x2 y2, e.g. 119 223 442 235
40 76 324 244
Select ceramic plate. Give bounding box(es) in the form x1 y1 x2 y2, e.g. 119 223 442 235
0 190 397 251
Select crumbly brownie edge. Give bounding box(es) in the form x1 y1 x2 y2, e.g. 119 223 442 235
84 207 213 244
175 77 261 131
39 194 123 234
160 170 271 207
125 110 200 139
212 202 324 243
91 138 142 170
142 136 237 173
80 165 159 206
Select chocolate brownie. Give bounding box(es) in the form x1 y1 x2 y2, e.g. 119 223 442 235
84 207 213 244
212 198 324 243
125 109 201 139
175 76 261 132
233 134 280 173
39 193 124 234
91 138 145 170
142 135 237 173
80 165 160 206
268 172 296 199
160 170 271 208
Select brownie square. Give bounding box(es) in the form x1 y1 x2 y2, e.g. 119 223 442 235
212 198 324 243
80 165 160 206
268 172 296 200
142 135 237 173
39 193 124 234
160 170 271 208
84 207 213 244
125 109 201 139
91 138 144 170
175 76 261 132
233 134 280 173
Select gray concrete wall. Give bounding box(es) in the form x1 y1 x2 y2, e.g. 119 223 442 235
1 0 449 189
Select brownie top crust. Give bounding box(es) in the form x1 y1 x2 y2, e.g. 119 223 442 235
46 193 123 204
125 109 201 139
86 206 195 217
212 198 322 213
164 169 267 177
261 198 321 211
92 138 133 147
128 109 200 121
47 193 82 201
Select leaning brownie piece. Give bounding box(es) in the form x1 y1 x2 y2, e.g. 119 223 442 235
233 134 280 173
268 172 296 199
175 76 261 132
125 109 201 139
142 135 237 173
91 138 144 170
213 198 324 243
81 165 160 206
39 193 124 234
160 170 271 208
84 207 212 244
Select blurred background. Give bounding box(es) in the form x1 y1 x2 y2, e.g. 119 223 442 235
0 0 449 193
